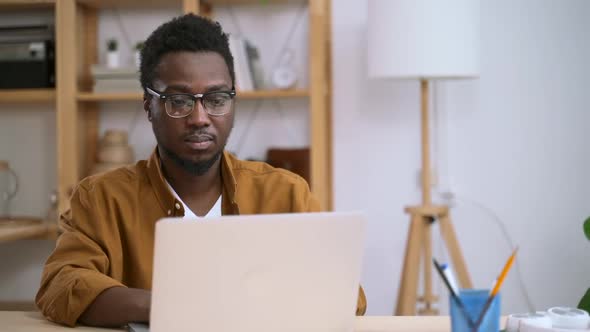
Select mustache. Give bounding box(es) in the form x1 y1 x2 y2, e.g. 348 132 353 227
183 130 215 140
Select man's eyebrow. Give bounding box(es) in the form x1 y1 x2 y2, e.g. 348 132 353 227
163 83 233 94
203 84 233 92
163 84 192 92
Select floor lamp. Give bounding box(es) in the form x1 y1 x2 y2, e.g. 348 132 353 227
368 0 481 315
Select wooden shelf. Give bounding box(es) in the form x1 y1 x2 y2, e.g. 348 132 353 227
205 0 303 4
77 0 300 9
77 89 308 102
77 92 143 102
0 222 59 243
0 89 55 104
240 89 308 98
0 0 54 10
77 0 183 9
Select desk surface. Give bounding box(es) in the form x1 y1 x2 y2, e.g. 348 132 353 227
0 311 505 332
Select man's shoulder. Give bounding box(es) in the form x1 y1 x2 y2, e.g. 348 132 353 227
225 152 319 213
78 160 149 193
226 153 309 188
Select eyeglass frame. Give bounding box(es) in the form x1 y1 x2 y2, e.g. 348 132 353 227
145 86 237 118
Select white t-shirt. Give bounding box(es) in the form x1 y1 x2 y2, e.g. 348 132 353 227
165 180 222 219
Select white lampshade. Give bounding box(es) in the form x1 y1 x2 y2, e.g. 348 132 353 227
368 0 480 79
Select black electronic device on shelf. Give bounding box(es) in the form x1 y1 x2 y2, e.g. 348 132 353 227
0 25 55 89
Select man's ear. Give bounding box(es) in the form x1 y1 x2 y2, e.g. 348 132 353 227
143 97 152 121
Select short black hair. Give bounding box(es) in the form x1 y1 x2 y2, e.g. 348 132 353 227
139 13 235 92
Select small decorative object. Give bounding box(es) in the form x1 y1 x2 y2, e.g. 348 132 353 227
90 130 134 175
271 50 297 90
134 41 145 68
0 160 18 218
106 38 119 68
44 190 58 225
506 307 590 332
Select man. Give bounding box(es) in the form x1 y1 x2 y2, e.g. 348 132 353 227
36 14 366 327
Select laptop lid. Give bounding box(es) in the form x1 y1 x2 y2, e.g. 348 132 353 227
150 212 366 332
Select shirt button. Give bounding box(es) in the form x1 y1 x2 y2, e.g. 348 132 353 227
175 202 181 210
167 210 171 215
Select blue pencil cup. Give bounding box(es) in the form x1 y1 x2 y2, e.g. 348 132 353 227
450 289 501 332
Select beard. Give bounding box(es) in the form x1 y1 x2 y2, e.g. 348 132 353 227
159 144 223 176
152 109 234 177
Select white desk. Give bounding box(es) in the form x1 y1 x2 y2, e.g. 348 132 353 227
0 311 506 331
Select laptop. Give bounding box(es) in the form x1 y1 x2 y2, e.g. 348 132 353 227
129 212 366 332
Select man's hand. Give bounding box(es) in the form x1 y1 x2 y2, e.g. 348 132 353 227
79 287 151 327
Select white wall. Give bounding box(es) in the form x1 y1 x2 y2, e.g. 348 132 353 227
333 0 590 315
1 1 589 316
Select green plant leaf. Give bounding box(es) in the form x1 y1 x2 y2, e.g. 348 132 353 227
584 217 590 241
579 288 590 313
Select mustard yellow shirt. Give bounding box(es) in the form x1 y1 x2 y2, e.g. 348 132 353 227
36 149 366 326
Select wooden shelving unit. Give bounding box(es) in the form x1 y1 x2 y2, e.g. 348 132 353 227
0 2 58 242
2 0 333 227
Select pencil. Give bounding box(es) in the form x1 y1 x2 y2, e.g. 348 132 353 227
432 258 474 328
490 247 518 297
471 247 519 332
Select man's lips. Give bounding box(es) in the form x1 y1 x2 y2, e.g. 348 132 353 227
184 134 214 150
185 134 214 143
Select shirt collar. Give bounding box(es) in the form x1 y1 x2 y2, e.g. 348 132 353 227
146 147 240 217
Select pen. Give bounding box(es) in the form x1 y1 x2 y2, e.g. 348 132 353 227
433 258 474 328
440 263 459 295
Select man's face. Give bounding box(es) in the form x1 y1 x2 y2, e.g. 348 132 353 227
145 51 234 175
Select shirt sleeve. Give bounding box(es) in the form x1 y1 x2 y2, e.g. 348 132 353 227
291 176 321 212
356 285 367 316
35 182 125 327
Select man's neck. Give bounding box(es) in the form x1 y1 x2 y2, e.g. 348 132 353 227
160 152 223 202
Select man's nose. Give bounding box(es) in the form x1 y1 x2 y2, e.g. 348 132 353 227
186 100 211 127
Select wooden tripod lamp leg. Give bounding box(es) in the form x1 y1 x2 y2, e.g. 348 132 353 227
439 214 472 289
420 216 438 315
395 213 424 315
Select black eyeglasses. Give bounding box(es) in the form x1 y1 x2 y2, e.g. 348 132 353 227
146 87 237 118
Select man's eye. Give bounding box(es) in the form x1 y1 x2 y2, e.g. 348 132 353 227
206 95 230 107
170 97 191 107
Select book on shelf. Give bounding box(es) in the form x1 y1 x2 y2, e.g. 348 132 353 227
228 35 265 92
91 65 141 93
245 40 265 89
91 65 139 79
93 80 142 93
